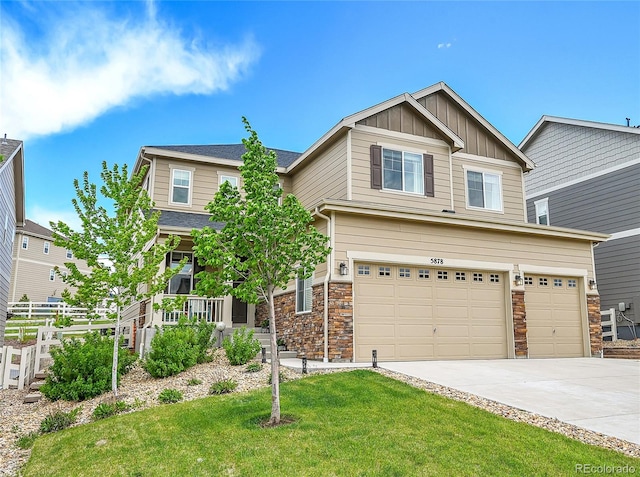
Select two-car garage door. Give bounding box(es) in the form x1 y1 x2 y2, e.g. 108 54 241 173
354 264 508 362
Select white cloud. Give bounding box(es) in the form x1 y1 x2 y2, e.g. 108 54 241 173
437 43 452 49
0 2 260 139
28 204 84 234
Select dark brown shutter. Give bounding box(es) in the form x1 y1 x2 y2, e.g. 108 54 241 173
424 153 434 197
370 145 382 190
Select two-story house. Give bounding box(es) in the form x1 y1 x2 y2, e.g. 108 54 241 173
130 82 608 362
10 219 91 303
0 136 25 346
520 117 640 340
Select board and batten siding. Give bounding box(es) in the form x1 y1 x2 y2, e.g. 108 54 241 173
291 136 348 208
452 156 525 222
332 214 595 276
0 158 17 344
350 128 452 212
526 164 640 234
417 91 515 161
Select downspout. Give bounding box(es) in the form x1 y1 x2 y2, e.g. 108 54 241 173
315 207 332 363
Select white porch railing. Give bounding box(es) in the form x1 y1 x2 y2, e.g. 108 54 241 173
601 308 617 341
162 296 223 324
0 345 37 390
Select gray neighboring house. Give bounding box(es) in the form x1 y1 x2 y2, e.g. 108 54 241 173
520 116 640 339
0 137 26 346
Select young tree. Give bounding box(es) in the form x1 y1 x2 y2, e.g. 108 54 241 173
192 118 330 425
51 161 183 396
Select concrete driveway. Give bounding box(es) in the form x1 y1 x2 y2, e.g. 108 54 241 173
380 358 640 445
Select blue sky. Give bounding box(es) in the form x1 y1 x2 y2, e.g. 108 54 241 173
1 1 639 231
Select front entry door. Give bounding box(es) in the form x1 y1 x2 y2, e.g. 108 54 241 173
231 282 248 324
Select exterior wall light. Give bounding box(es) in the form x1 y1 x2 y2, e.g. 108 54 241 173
589 279 597 290
514 274 524 287
339 262 348 276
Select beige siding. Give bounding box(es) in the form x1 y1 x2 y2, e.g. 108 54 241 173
333 214 594 276
418 92 516 162
350 129 452 212
291 136 348 208
10 233 88 302
451 156 525 221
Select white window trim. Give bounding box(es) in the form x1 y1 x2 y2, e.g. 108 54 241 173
169 166 193 207
462 165 504 213
43 241 50 254
22 236 29 250
49 269 55 281
380 146 425 196
66 249 73 259
295 270 313 314
218 173 240 189
534 197 550 225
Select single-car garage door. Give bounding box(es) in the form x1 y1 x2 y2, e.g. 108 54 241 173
354 264 508 362
525 275 585 358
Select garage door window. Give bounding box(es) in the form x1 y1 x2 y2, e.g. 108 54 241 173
490 274 500 283
539 278 548 286
418 269 430 279
378 267 391 277
568 279 577 288
357 265 370 276
437 271 448 280
455 272 466 281
399 268 411 278
473 272 483 282
554 278 563 287
524 276 533 286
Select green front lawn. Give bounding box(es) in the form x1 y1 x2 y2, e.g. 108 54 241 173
23 370 639 476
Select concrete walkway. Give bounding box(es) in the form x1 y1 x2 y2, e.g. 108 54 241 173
380 358 640 445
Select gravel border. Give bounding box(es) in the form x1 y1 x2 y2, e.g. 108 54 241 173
1 353 638 476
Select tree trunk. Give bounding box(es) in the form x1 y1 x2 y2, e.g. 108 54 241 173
111 306 120 397
267 285 280 425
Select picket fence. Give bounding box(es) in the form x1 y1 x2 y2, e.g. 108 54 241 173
0 345 37 390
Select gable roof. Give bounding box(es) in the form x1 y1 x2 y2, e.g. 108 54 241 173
16 219 54 239
0 137 25 227
286 90 466 173
139 144 301 172
412 82 535 171
519 115 640 150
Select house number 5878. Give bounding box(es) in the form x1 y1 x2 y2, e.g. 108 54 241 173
430 258 444 265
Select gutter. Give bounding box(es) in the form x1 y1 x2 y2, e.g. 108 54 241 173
314 207 332 363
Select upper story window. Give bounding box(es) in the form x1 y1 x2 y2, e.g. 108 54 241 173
219 174 239 189
66 249 73 259
465 168 503 212
170 168 192 205
370 145 434 197
296 269 313 313
43 241 50 254
49 269 55 281
22 236 29 250
534 198 549 225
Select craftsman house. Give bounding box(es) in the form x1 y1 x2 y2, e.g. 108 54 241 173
0 137 25 346
129 82 608 362
520 116 640 339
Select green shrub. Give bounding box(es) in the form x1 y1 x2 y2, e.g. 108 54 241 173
245 362 262 373
223 327 261 365
92 400 130 420
187 378 202 386
143 318 215 379
158 388 183 404
40 408 81 433
268 371 286 385
209 379 237 395
16 432 39 449
40 332 137 401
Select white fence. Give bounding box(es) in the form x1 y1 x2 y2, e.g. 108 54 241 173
34 322 132 374
601 308 617 341
6 302 112 340
0 345 37 390
162 297 223 323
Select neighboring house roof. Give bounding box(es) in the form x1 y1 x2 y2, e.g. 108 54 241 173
156 210 223 232
519 115 640 150
0 137 25 227
142 144 302 169
16 219 54 239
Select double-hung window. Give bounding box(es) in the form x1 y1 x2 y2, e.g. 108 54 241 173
465 168 503 212
383 149 424 194
219 174 239 189
43 241 50 254
21 236 28 250
170 168 192 205
296 269 313 313
534 198 549 225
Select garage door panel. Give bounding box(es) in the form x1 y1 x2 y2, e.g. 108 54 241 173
525 275 585 358
355 264 507 362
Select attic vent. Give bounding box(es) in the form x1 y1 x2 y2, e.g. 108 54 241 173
1 134 7 145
